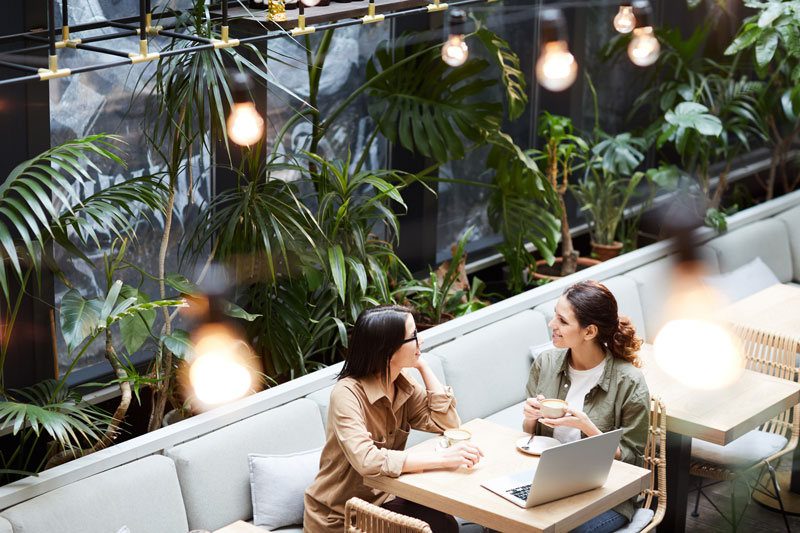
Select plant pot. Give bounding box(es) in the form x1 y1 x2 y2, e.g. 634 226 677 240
590 241 624 262
416 312 455 331
162 409 187 427
530 257 602 282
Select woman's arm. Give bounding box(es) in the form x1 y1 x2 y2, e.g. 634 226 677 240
415 357 446 394
522 357 545 433
405 358 460 432
402 441 484 472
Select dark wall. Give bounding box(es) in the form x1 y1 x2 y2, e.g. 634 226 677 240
0 0 55 389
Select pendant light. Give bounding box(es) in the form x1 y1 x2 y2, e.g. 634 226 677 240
627 0 660 67
613 2 636 34
441 9 469 67
535 9 577 92
226 71 265 147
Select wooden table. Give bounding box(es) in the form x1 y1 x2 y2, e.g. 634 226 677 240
718 283 800 342
639 342 800 532
213 521 271 533
364 419 651 533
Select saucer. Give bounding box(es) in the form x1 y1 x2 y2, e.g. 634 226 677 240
515 435 560 455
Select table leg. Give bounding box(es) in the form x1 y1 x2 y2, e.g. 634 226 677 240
663 431 691 533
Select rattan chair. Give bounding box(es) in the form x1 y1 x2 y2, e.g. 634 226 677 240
689 325 800 532
613 396 667 533
345 497 433 533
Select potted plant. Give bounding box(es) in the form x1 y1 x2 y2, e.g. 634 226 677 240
531 112 598 279
571 77 653 260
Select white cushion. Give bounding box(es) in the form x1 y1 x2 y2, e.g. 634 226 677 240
116 527 131 533
704 218 793 283
612 507 654 532
249 448 322 530
775 204 800 282
530 341 554 360
434 310 550 422
166 398 326 531
692 429 788 468
702 256 781 303
0 456 187 533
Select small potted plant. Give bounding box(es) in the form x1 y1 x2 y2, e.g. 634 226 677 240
572 131 652 260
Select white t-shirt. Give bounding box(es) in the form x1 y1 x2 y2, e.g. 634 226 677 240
553 360 606 444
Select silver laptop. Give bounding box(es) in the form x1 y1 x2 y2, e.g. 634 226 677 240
481 429 623 507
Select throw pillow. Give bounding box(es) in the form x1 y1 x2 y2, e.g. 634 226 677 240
249 447 323 529
702 256 780 303
529 341 554 361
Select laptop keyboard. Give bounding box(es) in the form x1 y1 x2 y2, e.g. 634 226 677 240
507 484 532 501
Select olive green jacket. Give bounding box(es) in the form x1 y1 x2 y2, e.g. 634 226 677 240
526 347 650 522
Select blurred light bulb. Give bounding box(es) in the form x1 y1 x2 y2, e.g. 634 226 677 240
441 34 468 67
227 102 264 147
613 5 636 34
189 324 255 405
300 0 320 5
653 262 744 389
627 26 660 66
535 41 578 92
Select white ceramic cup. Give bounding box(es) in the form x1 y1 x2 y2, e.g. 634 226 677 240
442 428 472 448
540 398 568 418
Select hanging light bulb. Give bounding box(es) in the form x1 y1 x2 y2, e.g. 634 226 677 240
441 10 468 67
300 0 320 6
227 71 264 147
652 208 744 390
627 0 660 66
535 9 577 92
613 2 636 34
186 267 261 407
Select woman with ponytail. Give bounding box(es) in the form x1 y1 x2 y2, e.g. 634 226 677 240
522 280 649 533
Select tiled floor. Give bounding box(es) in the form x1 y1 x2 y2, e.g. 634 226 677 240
684 460 798 532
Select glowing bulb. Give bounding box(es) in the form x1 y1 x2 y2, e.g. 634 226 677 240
627 26 660 66
613 5 636 34
653 262 744 389
227 102 264 146
189 324 255 405
300 0 320 5
441 35 468 67
535 41 578 92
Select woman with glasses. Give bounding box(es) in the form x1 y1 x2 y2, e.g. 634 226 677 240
304 305 482 533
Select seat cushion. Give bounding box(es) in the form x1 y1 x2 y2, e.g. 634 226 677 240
0 518 10 533
776 204 800 282
704 218 793 283
485 400 526 431
692 429 788 468
533 276 647 341
612 507 655 532
433 310 550 422
702 256 781 303
0 456 188 533
165 398 325 531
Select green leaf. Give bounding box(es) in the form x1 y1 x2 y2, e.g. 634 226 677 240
60 289 103 352
725 24 761 55
758 4 785 27
160 329 193 358
225 302 261 321
118 286 157 354
755 29 780 67
664 102 723 137
164 273 200 296
475 26 528 121
328 245 347 303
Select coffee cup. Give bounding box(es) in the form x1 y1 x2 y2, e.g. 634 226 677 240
540 398 568 418
442 428 471 448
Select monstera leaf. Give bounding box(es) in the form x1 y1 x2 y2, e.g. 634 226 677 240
475 25 528 121
366 35 503 163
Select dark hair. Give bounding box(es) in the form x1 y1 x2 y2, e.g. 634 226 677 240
563 280 643 366
338 305 413 380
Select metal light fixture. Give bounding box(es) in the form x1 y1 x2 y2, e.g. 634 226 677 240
226 71 265 147
535 9 577 92
613 1 636 34
653 208 744 390
441 10 469 67
627 0 660 67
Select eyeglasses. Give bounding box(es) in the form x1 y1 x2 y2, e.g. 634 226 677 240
402 330 419 347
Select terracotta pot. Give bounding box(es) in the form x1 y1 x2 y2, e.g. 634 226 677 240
590 241 624 262
530 257 602 282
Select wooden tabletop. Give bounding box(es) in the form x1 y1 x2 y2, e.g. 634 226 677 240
213 520 271 533
364 419 650 533
639 343 800 445
717 283 800 342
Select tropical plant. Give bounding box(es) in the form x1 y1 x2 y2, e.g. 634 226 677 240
724 0 800 199
395 228 490 326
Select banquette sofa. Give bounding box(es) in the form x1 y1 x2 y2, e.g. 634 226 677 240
0 192 799 533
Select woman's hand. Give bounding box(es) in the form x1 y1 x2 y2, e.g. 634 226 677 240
438 442 484 469
539 406 601 437
523 395 545 432
412 355 428 371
